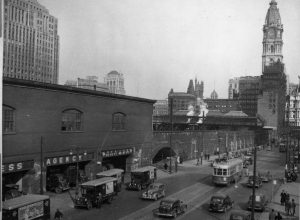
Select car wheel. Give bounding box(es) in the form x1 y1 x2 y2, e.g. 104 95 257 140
55 187 62 194
107 196 113 204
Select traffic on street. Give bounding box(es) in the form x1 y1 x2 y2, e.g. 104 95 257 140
42 148 297 220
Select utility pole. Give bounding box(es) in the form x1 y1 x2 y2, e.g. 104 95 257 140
169 97 173 173
251 145 257 220
40 136 44 195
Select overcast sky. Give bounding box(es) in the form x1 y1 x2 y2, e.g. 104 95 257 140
39 0 300 99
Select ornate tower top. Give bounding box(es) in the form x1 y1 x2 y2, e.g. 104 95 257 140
265 0 281 26
262 0 283 72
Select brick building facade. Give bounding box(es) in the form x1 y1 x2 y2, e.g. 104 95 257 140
2 78 155 193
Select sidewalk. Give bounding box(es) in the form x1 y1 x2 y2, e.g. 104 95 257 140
259 181 300 220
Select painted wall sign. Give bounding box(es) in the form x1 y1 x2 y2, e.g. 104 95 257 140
2 160 34 174
18 201 44 220
45 153 93 166
101 148 133 158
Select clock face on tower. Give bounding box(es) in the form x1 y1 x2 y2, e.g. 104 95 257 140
268 29 275 39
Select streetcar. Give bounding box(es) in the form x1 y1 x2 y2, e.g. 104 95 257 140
212 158 243 186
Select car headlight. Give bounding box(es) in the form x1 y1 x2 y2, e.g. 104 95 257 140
223 177 227 181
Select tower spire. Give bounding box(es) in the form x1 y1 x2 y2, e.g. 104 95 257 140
262 0 283 71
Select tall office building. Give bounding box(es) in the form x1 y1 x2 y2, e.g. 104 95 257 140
104 71 126 95
238 76 261 117
228 77 240 99
3 0 59 83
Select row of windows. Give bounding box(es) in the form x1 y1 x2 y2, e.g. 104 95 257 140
2 107 127 134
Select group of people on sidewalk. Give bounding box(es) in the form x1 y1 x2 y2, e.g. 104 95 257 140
280 190 296 216
269 209 283 220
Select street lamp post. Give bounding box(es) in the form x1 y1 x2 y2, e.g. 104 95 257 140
251 145 257 220
169 97 174 173
40 136 44 195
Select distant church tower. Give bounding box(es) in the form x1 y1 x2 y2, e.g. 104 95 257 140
262 0 283 71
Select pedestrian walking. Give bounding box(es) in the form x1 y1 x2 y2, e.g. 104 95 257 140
275 212 282 220
269 209 276 220
291 199 296 216
286 193 290 204
285 198 291 216
54 209 63 220
164 163 168 170
280 190 286 205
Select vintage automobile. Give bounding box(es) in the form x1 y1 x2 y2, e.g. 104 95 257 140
246 175 262 188
153 198 187 218
96 168 124 192
2 184 26 201
46 173 70 193
244 156 252 165
127 166 157 191
229 210 251 220
141 183 165 200
286 170 298 182
208 193 234 212
73 177 118 209
247 194 268 211
259 172 272 183
3 194 50 220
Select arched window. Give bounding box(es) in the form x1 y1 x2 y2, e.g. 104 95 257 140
271 45 275 53
3 105 15 133
112 113 126 130
61 109 83 131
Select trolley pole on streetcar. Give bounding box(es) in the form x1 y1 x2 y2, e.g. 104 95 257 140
251 145 257 220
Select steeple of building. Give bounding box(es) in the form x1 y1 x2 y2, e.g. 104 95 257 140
187 79 195 95
262 0 284 71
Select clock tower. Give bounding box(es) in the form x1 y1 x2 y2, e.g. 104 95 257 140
262 0 283 71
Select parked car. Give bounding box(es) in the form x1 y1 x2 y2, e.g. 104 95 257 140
73 177 118 209
229 210 251 220
246 176 262 188
126 166 157 191
208 193 234 212
141 183 165 200
153 198 187 218
244 156 252 165
259 172 272 183
247 194 268 211
2 184 25 201
46 173 70 193
286 170 298 182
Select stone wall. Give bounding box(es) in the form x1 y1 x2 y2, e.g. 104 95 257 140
141 130 255 166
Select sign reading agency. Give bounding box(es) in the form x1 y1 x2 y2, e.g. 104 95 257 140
45 153 93 166
101 148 133 158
